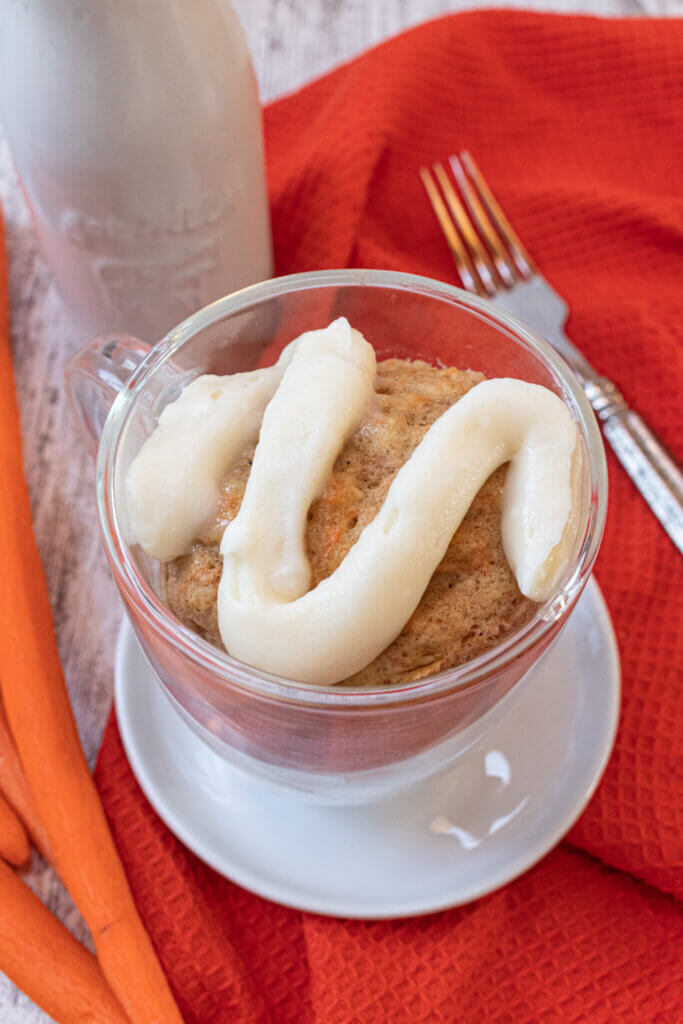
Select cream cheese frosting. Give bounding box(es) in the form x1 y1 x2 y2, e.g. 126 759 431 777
126 318 580 684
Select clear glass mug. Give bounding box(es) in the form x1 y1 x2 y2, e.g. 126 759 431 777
66 270 607 804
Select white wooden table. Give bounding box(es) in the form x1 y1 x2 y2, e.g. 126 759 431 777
0 0 678 1019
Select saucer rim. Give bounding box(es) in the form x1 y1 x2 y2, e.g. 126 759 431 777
114 576 620 919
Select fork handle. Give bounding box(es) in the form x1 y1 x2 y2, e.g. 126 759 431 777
583 377 683 554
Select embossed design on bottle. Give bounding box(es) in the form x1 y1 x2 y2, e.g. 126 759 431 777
59 193 235 326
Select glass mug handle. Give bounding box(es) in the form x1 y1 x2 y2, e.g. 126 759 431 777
65 336 151 458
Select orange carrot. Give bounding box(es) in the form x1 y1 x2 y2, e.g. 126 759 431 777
0 219 183 1022
0 790 30 867
0 700 51 859
0 858 130 1024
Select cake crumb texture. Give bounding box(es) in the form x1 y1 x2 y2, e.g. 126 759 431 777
165 359 536 686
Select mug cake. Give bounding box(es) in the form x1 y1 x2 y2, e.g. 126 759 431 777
126 318 580 687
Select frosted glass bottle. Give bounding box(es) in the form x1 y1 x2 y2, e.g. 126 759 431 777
0 0 273 340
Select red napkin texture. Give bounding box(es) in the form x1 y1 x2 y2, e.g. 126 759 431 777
95 12 683 1024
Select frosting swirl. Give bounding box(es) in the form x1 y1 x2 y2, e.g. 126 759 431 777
126 318 580 684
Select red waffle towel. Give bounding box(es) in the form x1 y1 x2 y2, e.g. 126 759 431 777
94 12 683 1023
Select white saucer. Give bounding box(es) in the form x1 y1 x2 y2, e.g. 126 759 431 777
115 578 619 919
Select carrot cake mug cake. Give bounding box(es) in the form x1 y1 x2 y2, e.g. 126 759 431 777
67 271 607 803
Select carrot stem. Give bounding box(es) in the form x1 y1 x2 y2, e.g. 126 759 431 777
0 858 130 1024
0 700 51 860
0 217 183 1022
0 789 30 868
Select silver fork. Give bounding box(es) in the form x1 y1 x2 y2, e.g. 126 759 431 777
420 152 683 555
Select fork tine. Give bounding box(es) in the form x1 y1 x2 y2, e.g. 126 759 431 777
459 151 537 279
449 155 517 287
419 166 485 297
432 162 497 297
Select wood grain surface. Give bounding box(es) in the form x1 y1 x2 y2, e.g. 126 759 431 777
0 0 678 1019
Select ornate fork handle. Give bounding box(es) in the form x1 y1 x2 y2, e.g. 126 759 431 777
583 376 683 553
